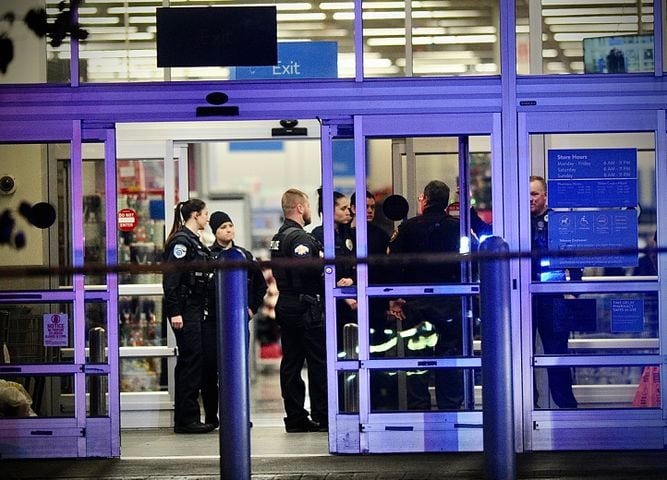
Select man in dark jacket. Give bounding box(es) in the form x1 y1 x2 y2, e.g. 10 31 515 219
388 180 463 410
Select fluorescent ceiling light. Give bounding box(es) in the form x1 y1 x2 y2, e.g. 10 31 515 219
542 49 559 58
275 3 313 11
413 64 468 74
83 27 139 34
108 6 156 14
544 15 639 25
319 2 354 10
48 7 97 15
563 49 583 57
129 16 157 24
367 34 495 46
413 50 477 59
363 2 407 9
543 0 640 4
543 7 645 16
77 18 120 25
554 32 617 41
550 24 638 32
516 25 530 33
413 10 485 19
278 13 327 21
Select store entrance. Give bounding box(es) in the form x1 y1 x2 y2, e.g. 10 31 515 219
323 114 503 453
114 120 322 429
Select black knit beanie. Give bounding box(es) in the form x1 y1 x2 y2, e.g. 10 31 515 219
210 211 232 233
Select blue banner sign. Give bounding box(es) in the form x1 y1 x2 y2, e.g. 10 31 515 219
610 298 644 333
547 148 637 208
233 41 338 79
548 210 638 268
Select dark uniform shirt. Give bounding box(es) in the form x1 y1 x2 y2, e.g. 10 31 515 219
311 222 355 281
531 210 582 282
162 228 211 318
210 241 268 315
270 219 324 297
389 204 461 284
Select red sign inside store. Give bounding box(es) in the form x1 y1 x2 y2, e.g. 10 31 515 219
118 208 138 232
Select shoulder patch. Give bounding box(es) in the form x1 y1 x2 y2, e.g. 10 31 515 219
173 244 187 259
294 244 310 256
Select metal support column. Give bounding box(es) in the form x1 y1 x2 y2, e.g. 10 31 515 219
216 250 250 480
479 236 515 480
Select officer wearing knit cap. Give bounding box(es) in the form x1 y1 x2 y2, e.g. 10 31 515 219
209 211 232 236
204 211 268 428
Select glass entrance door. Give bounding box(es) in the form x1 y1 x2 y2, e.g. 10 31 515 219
324 113 503 453
517 110 666 450
0 122 120 458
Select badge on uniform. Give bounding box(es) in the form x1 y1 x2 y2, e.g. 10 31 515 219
294 244 310 256
345 238 353 251
173 244 187 259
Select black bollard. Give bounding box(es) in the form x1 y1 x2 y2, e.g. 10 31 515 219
215 248 250 480
478 236 516 480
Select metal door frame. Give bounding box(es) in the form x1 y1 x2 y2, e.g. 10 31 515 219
322 112 505 453
0 120 120 458
517 110 667 451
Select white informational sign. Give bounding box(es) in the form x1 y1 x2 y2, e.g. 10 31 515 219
43 313 69 347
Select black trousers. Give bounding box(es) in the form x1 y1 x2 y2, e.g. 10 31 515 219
201 316 219 423
403 297 464 410
172 302 205 426
276 295 328 425
533 295 578 408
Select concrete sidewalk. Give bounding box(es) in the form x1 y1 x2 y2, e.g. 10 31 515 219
3 450 666 479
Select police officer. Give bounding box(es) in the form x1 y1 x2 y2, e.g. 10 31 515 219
205 211 268 427
311 189 356 355
388 180 464 410
270 188 328 432
530 175 578 408
162 198 215 434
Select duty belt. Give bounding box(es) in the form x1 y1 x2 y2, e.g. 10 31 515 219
298 294 321 305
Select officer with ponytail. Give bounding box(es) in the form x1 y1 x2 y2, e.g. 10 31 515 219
162 198 215 434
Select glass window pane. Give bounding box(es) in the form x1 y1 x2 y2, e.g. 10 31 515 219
0 144 70 290
365 135 493 286
119 295 165 347
74 0 355 82
364 0 500 77
529 133 656 280
518 0 655 75
83 146 107 286
117 159 166 285
532 292 658 356
0 374 75 418
87 374 108 416
0 303 74 365
368 367 480 412
120 357 166 392
535 365 661 409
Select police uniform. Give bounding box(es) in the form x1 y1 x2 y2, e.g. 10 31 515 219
311 223 356 352
204 241 268 425
270 219 328 431
162 227 212 429
388 204 463 410
531 210 579 408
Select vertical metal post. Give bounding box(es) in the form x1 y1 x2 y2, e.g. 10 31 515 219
479 236 515 480
89 327 106 417
216 249 250 480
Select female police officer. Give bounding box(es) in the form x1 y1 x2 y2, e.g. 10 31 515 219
163 198 215 434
